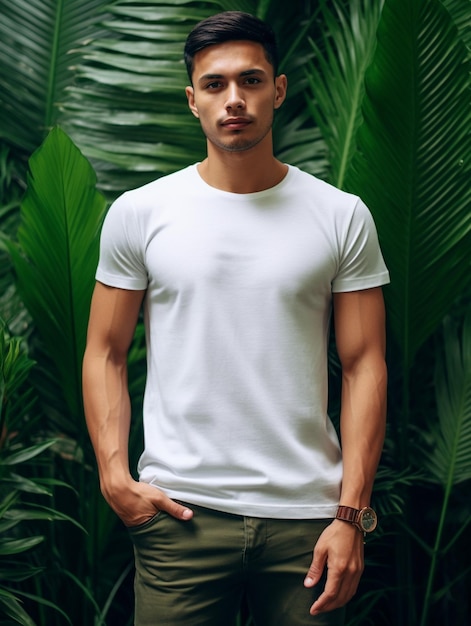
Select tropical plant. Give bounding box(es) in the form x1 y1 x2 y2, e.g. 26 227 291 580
3 128 126 624
1 0 470 624
417 312 471 626
61 0 328 196
0 320 80 625
1 3 330 623
306 0 471 623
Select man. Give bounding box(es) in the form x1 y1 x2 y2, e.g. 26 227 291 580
83 11 389 626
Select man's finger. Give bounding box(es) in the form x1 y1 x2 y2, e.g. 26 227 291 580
304 550 326 588
158 494 193 521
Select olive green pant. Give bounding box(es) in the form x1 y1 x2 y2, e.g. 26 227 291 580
129 502 345 626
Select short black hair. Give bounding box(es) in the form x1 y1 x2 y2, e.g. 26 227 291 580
184 11 279 82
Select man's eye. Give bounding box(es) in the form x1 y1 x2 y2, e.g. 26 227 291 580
206 82 222 89
245 77 261 85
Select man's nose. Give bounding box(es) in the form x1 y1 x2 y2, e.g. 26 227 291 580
225 83 245 110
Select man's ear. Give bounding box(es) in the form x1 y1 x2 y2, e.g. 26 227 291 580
186 86 199 118
274 74 288 110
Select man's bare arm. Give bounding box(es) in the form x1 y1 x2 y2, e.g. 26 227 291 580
82 282 193 526
305 287 387 615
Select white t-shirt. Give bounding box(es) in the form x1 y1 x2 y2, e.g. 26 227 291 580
96 164 389 519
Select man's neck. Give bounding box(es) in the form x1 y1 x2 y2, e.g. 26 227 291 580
197 143 288 194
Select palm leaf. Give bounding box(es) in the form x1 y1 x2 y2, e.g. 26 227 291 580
62 0 329 195
425 313 471 486
303 0 384 188
63 0 227 195
0 0 110 153
7 127 106 426
346 0 471 369
417 312 471 626
442 0 471 50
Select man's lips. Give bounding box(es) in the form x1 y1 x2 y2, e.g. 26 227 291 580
221 117 252 130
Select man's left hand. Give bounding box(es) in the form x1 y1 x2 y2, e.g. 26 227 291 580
304 519 364 615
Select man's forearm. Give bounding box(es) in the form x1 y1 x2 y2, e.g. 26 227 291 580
82 350 133 494
338 355 387 507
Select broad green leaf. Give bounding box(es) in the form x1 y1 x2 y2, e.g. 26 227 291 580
7 127 107 426
346 0 471 369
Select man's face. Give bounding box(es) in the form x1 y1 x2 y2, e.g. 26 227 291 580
186 40 287 153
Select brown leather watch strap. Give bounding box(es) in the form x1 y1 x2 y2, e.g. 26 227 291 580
336 505 360 524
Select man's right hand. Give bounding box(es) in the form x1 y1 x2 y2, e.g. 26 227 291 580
102 477 194 527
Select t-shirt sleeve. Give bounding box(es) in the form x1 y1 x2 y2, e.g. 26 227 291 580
332 198 390 292
95 192 148 290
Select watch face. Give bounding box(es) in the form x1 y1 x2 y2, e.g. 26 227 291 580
360 508 378 532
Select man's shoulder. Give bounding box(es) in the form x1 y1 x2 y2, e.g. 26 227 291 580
286 165 360 212
105 164 198 225
288 166 354 197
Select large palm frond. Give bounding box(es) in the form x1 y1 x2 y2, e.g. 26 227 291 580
346 0 471 370
0 0 109 154
303 0 384 188
416 312 471 626
63 0 229 195
442 0 471 50
425 313 471 487
63 0 327 196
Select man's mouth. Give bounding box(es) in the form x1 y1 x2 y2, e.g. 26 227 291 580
221 117 251 130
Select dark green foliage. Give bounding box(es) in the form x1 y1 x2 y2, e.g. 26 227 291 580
0 0 470 624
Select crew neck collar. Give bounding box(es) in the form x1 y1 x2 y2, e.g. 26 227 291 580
192 163 293 198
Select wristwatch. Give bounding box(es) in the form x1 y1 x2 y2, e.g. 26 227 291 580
335 505 378 534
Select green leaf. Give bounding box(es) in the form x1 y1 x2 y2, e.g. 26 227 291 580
0 492 19 518
6 473 75 496
63 0 225 194
0 561 45 583
2 588 72 625
0 536 44 556
304 0 384 188
7 127 107 426
0 591 37 626
2 441 56 466
4 504 85 531
62 0 330 195
0 0 111 153
346 0 471 369
424 313 471 486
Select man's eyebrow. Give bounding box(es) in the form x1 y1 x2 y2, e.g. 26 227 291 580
240 69 265 76
198 68 266 84
198 73 224 84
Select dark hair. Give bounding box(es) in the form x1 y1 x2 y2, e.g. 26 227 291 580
184 11 279 82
